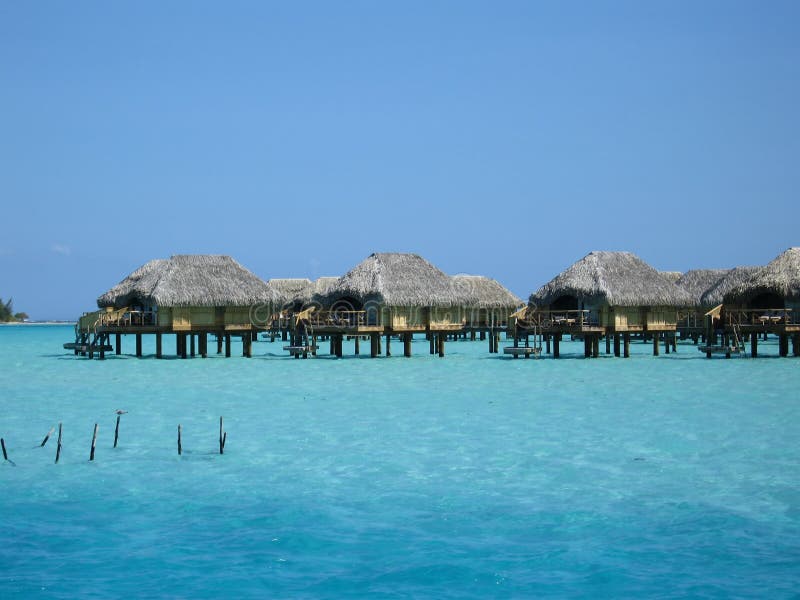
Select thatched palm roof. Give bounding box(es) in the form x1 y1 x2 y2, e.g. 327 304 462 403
452 275 523 309
675 269 730 306
530 251 693 307
699 266 760 306
721 247 800 304
313 277 339 296
266 278 314 307
98 255 273 308
317 253 459 307
660 271 683 284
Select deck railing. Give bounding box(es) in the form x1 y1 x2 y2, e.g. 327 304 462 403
723 308 796 326
301 310 368 329
518 309 597 329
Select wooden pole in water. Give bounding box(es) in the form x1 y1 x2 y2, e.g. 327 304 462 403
219 417 224 455
114 415 121 448
404 333 412 357
178 424 182 456
385 333 391 357
613 333 621 357
653 333 660 356
136 334 143 357
190 334 196 357
354 336 360 355
553 334 560 358
115 333 121 355
156 333 162 358
90 424 98 461
225 334 231 358
217 334 223 354
40 427 55 447
592 334 599 358
438 333 445 357
1 438 7 461
623 333 630 358
55 423 62 463
605 334 611 355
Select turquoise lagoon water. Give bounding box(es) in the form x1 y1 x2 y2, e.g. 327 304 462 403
1 324 799 598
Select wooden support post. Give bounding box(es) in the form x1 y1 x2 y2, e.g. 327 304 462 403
665 332 670 354
282 330 288 341
404 333 412 357
371 333 379 358
779 334 789 357
190 334 196 357
156 333 162 358
438 333 445 357
114 415 121 448
479 330 486 341
136 334 142 357
115 334 121 355
592 335 599 358
430 334 436 355
336 334 343 358
614 333 621 357
181 334 188 359
385 334 391 357
90 423 98 461
243 334 252 358
671 332 677 352
584 336 591 358
793 334 800 357
200 333 207 358
495 332 501 354
623 333 630 358
217 335 223 354
99 336 106 360
1 438 7 461
605 334 611 355
354 336 360 355
545 335 551 354
177 424 182 456
653 333 660 356
553 335 560 358
470 330 476 341
219 417 224 455
225 334 231 358
55 423 62 464
751 332 758 358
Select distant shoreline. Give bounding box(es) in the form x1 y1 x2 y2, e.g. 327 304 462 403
0 321 75 326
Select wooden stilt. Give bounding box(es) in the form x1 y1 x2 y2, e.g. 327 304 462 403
404 333 412 357
99 336 106 360
354 336 360 355
1 438 7 461
385 334 391 357
40 427 55 447
605 334 611 355
779 334 789 357
371 333 379 358
217 335 223 354
751 332 758 358
546 335 551 354
614 333 621 357
584 336 591 358
671 332 677 352
793 333 800 357
592 335 599 358
181 334 188 359
136 334 142 357
479 330 486 341
178 424 182 456
664 332 670 354
219 417 224 455
200 333 207 358
553 334 560 358
190 334 196 357
430 334 436 355
653 333 660 356
623 333 630 358
336 334 343 358
156 333 162 358
312 335 317 356
225 334 231 358
438 333 445 357
114 415 121 448
115 334 121 355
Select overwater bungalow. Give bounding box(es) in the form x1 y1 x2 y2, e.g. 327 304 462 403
67 255 274 359
296 252 463 358
521 251 692 358
711 248 800 357
452 274 523 350
674 269 730 340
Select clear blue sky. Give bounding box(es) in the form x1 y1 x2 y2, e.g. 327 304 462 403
1 1 798 320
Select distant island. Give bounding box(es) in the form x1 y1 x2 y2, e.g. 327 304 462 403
0 297 28 322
